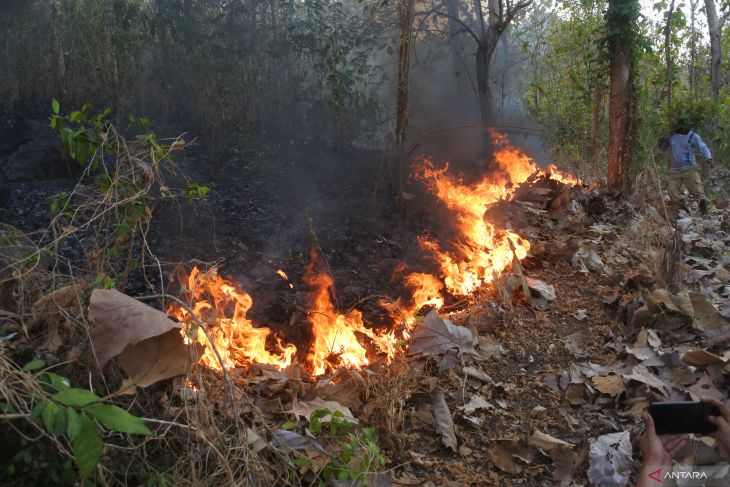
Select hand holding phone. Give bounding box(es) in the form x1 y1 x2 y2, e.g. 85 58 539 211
648 401 720 435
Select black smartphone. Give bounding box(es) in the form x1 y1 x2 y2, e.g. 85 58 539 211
648 401 720 435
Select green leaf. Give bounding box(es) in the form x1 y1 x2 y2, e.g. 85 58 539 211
52 407 68 436
85 403 150 435
292 457 312 468
280 421 296 430
22 359 46 371
66 407 82 440
72 414 102 478
30 400 48 421
52 388 101 407
40 372 71 391
42 401 60 433
52 98 60 115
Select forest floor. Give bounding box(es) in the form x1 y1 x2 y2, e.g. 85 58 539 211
2 122 730 486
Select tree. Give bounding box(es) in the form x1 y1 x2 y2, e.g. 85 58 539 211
705 0 722 101
663 0 676 103
433 0 532 121
606 0 639 195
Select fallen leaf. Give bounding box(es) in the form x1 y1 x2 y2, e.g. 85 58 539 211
682 349 727 367
116 329 201 394
688 375 725 401
525 277 556 309
463 366 493 383
552 446 579 486
690 292 728 331
488 440 534 474
271 429 327 454
431 390 457 451
88 289 181 368
409 311 476 358
287 397 358 424
457 395 493 415
587 431 632 487
621 364 673 397
245 428 267 453
592 374 626 397
572 246 605 273
529 430 573 451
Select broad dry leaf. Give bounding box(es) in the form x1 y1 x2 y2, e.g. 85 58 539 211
682 349 727 367
287 397 358 424
431 390 457 451
488 440 534 474
687 375 725 401
117 329 200 394
690 292 728 331
409 311 475 358
88 289 181 368
587 431 632 487
552 445 579 486
592 374 626 396
529 430 573 451
621 364 673 397
457 395 493 415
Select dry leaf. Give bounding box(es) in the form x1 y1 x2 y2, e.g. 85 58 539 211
690 292 728 331
688 375 725 401
88 289 181 368
552 445 579 486
682 349 727 367
621 364 673 397
431 390 457 452
117 329 200 394
529 430 573 451
463 366 493 383
271 430 327 454
287 397 357 424
587 432 632 487
488 440 534 474
591 374 626 396
457 395 493 415
409 311 475 358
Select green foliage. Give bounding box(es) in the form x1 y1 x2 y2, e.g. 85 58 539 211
290 407 386 485
1 360 150 484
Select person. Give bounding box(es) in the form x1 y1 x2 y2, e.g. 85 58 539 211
659 118 713 215
636 397 730 486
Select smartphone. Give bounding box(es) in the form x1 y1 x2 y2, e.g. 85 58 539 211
648 401 720 435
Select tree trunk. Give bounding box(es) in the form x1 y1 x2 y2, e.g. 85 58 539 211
689 0 698 94
393 0 415 203
590 79 604 182
476 43 493 121
607 0 637 196
664 0 675 103
445 0 466 91
705 0 722 101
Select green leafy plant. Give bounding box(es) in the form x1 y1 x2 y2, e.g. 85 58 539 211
2 360 150 483
292 407 386 486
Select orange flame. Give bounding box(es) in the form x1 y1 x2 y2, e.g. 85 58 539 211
413 129 575 296
304 249 397 375
169 267 296 370
168 130 578 375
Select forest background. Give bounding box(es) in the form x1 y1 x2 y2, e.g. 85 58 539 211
1 0 729 187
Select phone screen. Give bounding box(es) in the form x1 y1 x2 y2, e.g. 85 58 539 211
648 401 720 435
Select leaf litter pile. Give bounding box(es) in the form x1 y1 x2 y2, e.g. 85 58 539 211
2 152 730 486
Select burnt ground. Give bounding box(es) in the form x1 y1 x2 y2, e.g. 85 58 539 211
0 121 443 348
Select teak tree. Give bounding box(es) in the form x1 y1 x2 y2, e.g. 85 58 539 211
433 0 533 121
606 0 639 196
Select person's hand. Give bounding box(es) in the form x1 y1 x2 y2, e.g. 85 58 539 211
701 397 730 462
640 410 688 465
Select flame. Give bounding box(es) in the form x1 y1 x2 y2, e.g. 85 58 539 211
304 249 397 376
167 130 578 376
169 267 297 370
413 129 575 296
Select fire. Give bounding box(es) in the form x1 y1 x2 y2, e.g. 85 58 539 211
169 267 297 370
414 129 575 296
304 249 398 375
168 130 578 375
